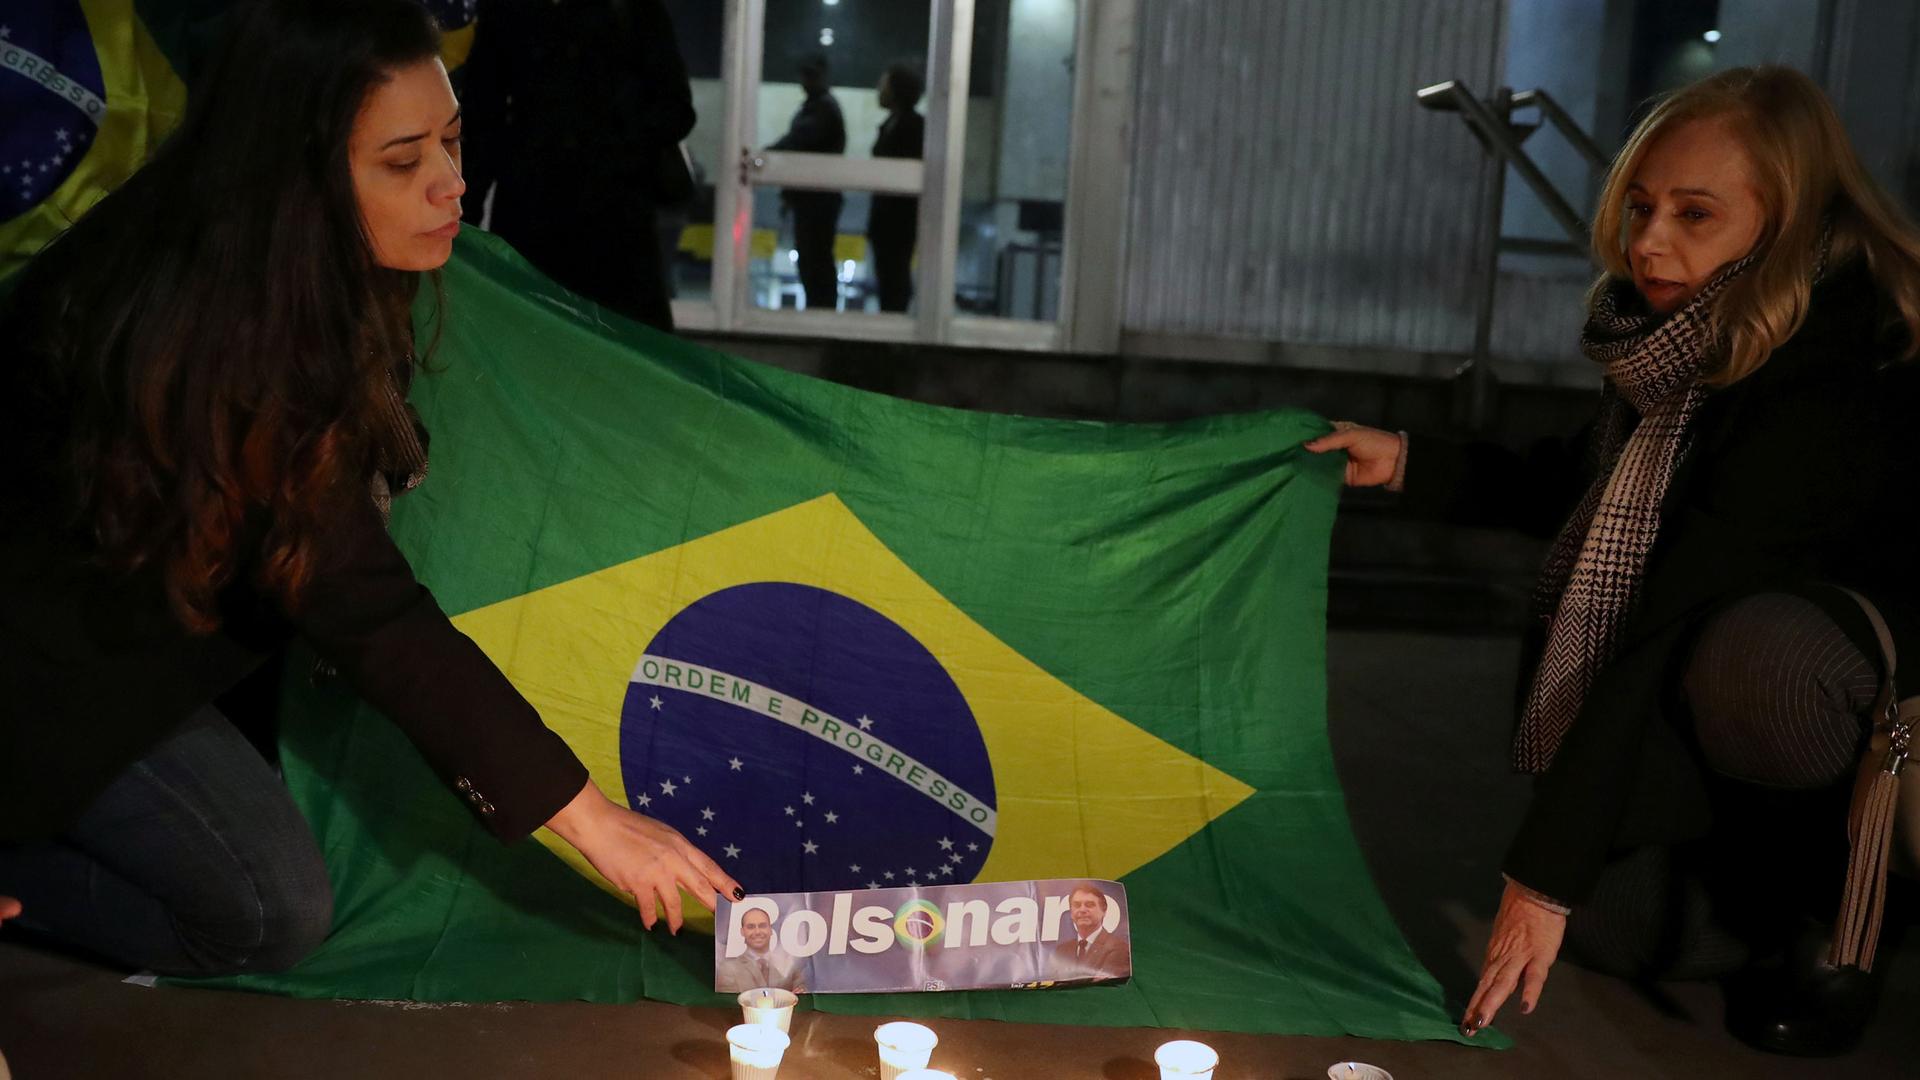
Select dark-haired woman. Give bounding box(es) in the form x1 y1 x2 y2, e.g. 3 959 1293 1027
0 0 740 977
1313 66 1920 1056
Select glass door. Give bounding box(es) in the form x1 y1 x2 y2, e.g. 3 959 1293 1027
676 0 1079 349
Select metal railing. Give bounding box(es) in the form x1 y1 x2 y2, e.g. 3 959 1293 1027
1416 80 1609 429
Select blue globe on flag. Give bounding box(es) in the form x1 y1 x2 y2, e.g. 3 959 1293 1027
0 4 104 224
619 582 997 893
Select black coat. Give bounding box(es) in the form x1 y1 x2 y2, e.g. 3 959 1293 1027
0 420 588 847
459 0 696 208
771 90 846 219
867 110 924 244
1402 261 1920 903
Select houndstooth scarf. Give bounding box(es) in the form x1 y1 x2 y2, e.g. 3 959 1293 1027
1513 255 1758 773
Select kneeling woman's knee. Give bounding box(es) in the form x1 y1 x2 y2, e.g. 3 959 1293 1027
1682 592 1869 788
243 882 334 973
175 856 334 976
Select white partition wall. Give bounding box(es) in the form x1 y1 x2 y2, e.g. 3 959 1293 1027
1118 0 1507 355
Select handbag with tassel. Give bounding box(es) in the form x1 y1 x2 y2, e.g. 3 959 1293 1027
1830 587 1920 970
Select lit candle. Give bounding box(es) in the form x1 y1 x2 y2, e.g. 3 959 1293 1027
738 987 799 1033
1325 1064 1393 1080
1154 1039 1219 1080
872 1021 939 1080
726 1023 791 1080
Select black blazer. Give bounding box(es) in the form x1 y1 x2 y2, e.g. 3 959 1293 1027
0 440 588 846
1402 261 1920 903
1049 931 1130 981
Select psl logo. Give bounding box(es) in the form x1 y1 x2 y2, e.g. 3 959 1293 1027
618 582 997 892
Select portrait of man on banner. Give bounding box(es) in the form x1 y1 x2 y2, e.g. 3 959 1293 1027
714 903 810 994
1047 882 1129 982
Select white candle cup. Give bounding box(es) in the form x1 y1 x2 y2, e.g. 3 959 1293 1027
726 1023 790 1080
873 1021 939 1080
1326 1064 1393 1080
1154 1039 1220 1080
738 987 800 1033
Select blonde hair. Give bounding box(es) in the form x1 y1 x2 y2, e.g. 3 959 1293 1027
1590 65 1920 385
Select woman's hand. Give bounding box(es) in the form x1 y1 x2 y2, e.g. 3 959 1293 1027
1462 879 1567 1035
545 781 745 933
0 896 20 924
1303 422 1404 488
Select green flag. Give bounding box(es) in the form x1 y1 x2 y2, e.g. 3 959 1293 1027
178 231 1490 1046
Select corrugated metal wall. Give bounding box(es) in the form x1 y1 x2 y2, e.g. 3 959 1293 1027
1122 0 1507 353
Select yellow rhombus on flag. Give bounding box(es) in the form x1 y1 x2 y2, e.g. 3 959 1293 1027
455 494 1255 925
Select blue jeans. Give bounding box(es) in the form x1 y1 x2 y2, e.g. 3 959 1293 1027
0 706 331 976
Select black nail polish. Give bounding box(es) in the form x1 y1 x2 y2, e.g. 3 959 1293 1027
733 887 747 901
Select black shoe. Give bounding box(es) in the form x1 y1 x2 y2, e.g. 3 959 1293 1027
1723 923 1885 1057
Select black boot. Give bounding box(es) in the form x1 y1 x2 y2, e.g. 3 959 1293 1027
1723 919 1886 1057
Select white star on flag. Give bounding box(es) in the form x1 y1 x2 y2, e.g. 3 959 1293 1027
867 881 880 889
938 837 954 850
728 758 743 771
850 864 862 873
905 867 917 877
851 765 863 775
801 792 815 805
649 695 662 710
802 840 818 854
824 812 839 824
682 775 692 783
794 820 803 828
783 806 795 816
696 826 708 836
856 715 874 731
701 807 716 821
950 853 964 865
968 842 979 852
635 793 651 808
723 844 740 859
884 871 895 880
659 779 677 796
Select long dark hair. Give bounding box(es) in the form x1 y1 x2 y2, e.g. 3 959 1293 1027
3 0 443 631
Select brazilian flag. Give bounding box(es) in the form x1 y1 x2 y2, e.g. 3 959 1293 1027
0 0 184 278
169 231 1489 1046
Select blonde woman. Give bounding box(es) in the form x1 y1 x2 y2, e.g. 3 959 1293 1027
1312 66 1920 1057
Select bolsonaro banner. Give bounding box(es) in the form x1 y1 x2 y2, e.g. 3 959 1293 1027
716 879 1132 994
